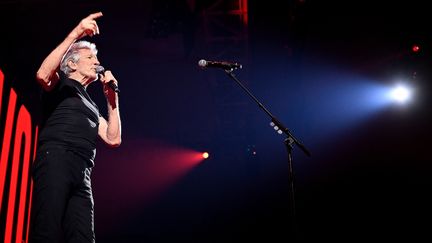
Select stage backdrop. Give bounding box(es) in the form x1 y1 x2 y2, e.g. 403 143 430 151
0 68 39 243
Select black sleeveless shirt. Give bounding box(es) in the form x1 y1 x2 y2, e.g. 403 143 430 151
38 76 100 166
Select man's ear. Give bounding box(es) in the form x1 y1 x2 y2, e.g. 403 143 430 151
67 60 77 72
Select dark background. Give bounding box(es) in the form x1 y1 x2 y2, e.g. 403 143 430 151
1 0 431 242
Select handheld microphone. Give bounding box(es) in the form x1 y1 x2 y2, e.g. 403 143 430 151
96 65 120 93
198 59 242 70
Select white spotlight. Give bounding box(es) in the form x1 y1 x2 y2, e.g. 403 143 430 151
389 84 412 104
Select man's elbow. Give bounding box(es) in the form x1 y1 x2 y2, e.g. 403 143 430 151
36 71 53 91
106 137 121 148
36 70 49 83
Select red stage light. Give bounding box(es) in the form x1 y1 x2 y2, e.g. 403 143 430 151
412 44 420 53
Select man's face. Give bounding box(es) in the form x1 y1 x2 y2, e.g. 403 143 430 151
74 48 100 81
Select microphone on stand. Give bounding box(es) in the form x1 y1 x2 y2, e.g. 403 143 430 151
198 59 242 70
96 65 120 93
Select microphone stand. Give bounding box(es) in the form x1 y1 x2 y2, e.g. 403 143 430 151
223 68 311 241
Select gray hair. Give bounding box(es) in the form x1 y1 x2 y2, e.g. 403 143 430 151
60 41 98 76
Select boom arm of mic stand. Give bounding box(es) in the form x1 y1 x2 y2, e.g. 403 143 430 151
224 69 311 157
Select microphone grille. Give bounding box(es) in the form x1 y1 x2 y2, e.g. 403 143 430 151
198 59 207 68
96 65 105 74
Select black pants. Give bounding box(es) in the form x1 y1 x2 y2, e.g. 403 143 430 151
29 147 95 243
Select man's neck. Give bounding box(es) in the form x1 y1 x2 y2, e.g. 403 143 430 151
68 74 94 88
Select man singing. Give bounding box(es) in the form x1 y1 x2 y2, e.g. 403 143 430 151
30 12 122 243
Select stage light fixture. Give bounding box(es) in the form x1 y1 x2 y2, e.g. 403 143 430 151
412 44 420 53
389 84 412 104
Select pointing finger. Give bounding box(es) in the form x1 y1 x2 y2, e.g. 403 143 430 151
88 12 103 20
